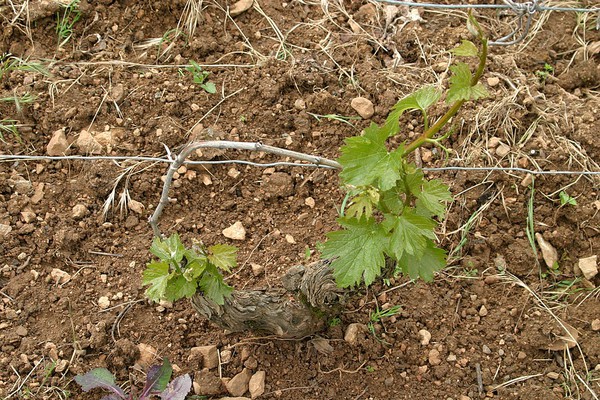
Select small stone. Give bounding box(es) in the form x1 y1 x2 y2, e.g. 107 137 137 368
447 354 457 362
20 210 36 223
194 368 224 395
51 268 71 284
495 143 511 157
591 319 600 331
98 296 110 309
294 99 306 110
428 349 442 366
30 269 39 280
189 345 219 370
482 345 492 354
384 376 394 386
191 103 200 112
223 221 246 240
304 197 315 208
546 372 560 380
517 351 527 360
201 174 213 185
47 128 69 156
228 168 241 179
479 305 488 317
230 0 254 17
77 129 103 154
244 356 258 370
418 329 432 345
535 233 558 269
185 170 197 180
72 204 89 220
0 223 12 237
418 365 428 374
109 83 125 102
55 359 69 373
344 323 364 345
31 183 45 204
520 173 533 187
488 137 501 149
251 263 264 277
459 396 471 400
128 200 145 214
487 76 500 87
15 326 28 336
420 148 433 163
226 368 252 397
351 97 375 119
484 275 500 285
136 343 157 369
249 370 265 399
578 255 598 280
285 234 295 244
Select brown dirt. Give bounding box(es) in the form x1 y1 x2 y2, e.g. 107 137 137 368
1 1 599 399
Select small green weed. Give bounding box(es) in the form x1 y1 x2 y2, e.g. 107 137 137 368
186 61 216 94
0 92 36 114
0 119 21 143
56 0 81 47
559 190 577 207
1 53 51 80
328 317 341 327
365 365 375 373
535 63 554 82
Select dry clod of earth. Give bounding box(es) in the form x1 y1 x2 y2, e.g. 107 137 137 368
428 349 442 366
419 329 432 345
194 368 225 396
50 268 71 284
189 345 219 370
72 203 89 219
251 263 264 276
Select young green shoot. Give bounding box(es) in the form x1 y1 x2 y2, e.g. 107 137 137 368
559 190 577 207
0 92 36 114
322 16 489 289
56 0 81 47
307 112 362 127
142 234 236 305
0 119 20 143
186 60 216 94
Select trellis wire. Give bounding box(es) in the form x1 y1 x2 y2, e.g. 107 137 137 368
1 154 599 176
373 0 600 45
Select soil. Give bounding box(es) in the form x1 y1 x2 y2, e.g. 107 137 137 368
1 1 599 399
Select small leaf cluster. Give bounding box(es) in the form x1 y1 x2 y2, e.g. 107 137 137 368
323 38 488 288
142 234 236 305
186 60 216 94
75 358 191 400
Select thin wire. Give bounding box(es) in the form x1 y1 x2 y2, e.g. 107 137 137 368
375 0 600 13
1 154 598 176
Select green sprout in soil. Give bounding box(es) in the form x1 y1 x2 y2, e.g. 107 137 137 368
0 92 36 114
0 119 21 143
1 53 51 80
142 233 236 305
535 63 554 82
186 60 216 94
56 0 81 47
559 190 577 206
321 15 489 288
75 357 191 400
307 112 362 127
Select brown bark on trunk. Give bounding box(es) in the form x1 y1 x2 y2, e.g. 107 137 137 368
190 259 343 338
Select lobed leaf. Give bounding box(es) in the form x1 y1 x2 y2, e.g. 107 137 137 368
446 63 489 104
198 264 233 305
384 86 442 133
322 217 388 288
345 188 379 220
338 123 403 191
150 234 185 264
451 40 478 57
384 210 437 259
74 368 126 399
207 244 237 271
395 240 447 281
415 179 453 219
164 274 198 301
142 261 171 302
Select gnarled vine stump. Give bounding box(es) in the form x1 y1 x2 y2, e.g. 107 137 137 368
190 259 344 338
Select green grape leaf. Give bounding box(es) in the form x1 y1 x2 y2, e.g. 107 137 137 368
415 179 452 218
345 188 379 220
446 62 489 104
384 210 437 259
380 186 405 215
338 123 403 191
198 264 233 305
451 40 478 57
164 274 198 301
142 261 171 302
322 217 388 288
207 244 237 271
150 234 185 264
182 249 208 281
384 86 442 133
395 240 447 281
